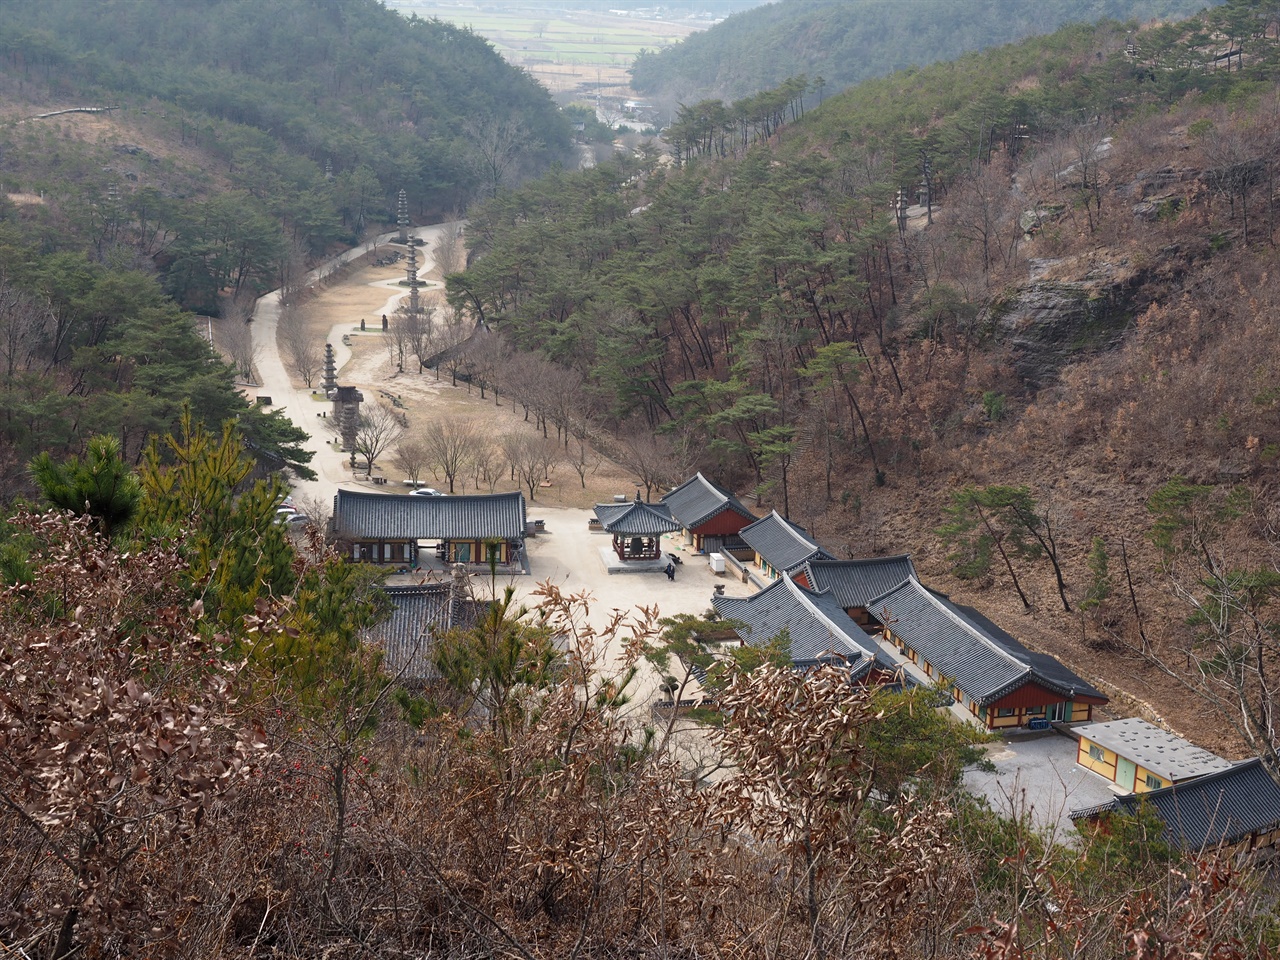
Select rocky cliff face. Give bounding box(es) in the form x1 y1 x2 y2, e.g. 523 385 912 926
990 256 1152 391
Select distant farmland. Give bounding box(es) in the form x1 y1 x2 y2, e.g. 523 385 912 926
387 2 705 97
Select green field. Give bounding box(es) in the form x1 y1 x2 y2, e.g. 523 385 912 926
387 2 702 93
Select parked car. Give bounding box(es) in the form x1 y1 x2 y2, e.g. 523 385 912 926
410 488 443 497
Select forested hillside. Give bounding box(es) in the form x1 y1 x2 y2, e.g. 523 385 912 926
451 0 1280 762
4 3 1280 958
0 0 566 485
630 0 1218 103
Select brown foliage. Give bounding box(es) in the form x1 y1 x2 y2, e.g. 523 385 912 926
0 511 261 959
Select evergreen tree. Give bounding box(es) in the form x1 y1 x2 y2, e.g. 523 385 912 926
136 407 295 624
29 434 142 539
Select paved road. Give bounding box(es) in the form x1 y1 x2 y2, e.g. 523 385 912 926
963 731 1120 845
250 223 458 506
246 225 755 655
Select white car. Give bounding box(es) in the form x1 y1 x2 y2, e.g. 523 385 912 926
410 488 443 497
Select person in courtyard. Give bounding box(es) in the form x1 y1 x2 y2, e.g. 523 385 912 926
665 562 675 581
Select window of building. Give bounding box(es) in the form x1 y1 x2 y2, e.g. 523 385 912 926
996 708 1016 718
1144 774 1163 790
1027 705 1045 715
1088 744 1105 762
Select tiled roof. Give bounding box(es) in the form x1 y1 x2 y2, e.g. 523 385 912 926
1073 758 1280 850
739 510 833 572
333 490 526 541
594 499 680 536
1076 718 1232 782
712 576 888 677
661 473 755 529
947 600 1108 703
868 577 1106 706
363 583 480 680
799 556 917 608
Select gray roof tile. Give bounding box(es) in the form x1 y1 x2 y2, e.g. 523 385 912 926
594 499 680 536
333 490 527 541
799 556 917 608
1076 758 1280 850
661 473 755 529
712 576 888 676
868 577 1106 706
363 583 480 680
739 510 833 572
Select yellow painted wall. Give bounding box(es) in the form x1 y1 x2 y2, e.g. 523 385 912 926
1071 702 1092 722
756 553 780 580
1077 736 1118 781
1134 765 1166 793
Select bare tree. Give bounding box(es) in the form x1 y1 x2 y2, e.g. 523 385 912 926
459 328 506 401
423 419 478 494
278 235 310 307
461 116 534 199
397 302 435 373
945 155 1021 274
353 401 406 473
503 432 560 500
609 429 691 501
0 277 55 378
431 218 465 277
498 431 525 484
390 436 430 486
471 441 503 493
218 289 257 382
567 431 603 489
277 302 322 388
1199 114 1269 245
1066 121 1108 234
426 298 472 382
1144 481 1280 784
383 310 412 373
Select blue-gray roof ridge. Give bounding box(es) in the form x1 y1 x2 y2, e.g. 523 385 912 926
740 510 834 572
661 472 755 529
800 555 918 608
593 499 680 536
1072 758 1280 850
364 582 454 680
944 598 1108 702
868 576 1025 703
712 576 884 672
867 576 1103 706
333 489 527 541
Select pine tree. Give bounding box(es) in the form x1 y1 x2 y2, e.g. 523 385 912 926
136 405 295 624
29 434 143 539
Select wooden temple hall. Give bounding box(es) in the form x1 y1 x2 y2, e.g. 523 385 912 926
593 495 681 561
331 489 527 567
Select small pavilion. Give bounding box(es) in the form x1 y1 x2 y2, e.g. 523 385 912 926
594 495 681 562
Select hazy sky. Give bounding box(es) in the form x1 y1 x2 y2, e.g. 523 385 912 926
387 1 773 13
